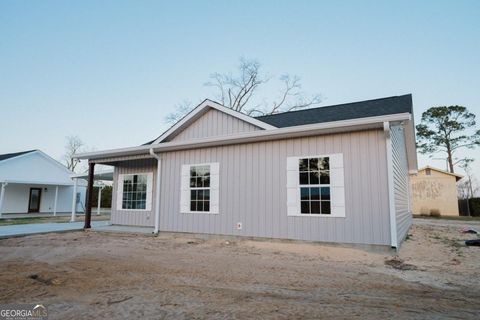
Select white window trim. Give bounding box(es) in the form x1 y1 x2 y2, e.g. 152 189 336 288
180 162 220 214
287 154 345 218
117 172 153 212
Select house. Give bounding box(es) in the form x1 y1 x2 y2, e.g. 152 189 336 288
0 150 86 217
410 166 463 216
75 94 417 248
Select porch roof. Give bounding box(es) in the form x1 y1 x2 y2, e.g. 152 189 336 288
70 169 114 181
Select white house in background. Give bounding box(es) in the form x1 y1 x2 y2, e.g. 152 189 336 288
0 150 86 216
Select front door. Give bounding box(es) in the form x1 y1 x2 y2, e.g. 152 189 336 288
28 188 42 213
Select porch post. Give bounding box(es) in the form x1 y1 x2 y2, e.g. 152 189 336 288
84 162 95 229
70 178 78 222
0 182 7 218
53 186 59 216
97 186 103 215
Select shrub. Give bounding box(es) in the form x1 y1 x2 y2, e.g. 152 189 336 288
420 207 430 216
469 198 480 217
429 209 441 217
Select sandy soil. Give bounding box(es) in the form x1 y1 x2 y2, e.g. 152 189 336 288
0 219 479 319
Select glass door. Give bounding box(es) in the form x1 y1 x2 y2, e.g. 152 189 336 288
28 188 42 213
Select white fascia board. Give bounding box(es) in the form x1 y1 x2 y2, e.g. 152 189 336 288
152 99 276 144
1 179 74 186
75 113 411 161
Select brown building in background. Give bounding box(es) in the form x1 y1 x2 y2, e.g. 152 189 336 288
410 166 463 216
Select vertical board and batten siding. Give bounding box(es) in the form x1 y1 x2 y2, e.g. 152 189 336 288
166 108 261 142
111 159 156 226
154 129 391 245
390 124 412 244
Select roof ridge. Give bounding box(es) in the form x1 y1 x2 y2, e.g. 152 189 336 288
255 94 412 119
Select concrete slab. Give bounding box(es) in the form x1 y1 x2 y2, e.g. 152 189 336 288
0 221 110 239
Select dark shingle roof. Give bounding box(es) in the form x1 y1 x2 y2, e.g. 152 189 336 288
255 94 413 128
0 150 37 162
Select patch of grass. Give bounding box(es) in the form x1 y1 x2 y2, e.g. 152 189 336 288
0 215 110 226
0 217 67 226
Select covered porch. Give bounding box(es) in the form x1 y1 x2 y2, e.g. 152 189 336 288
0 180 84 218
70 168 114 223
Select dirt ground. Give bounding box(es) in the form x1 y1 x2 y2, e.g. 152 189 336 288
0 219 479 319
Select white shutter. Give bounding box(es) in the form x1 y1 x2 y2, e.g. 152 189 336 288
180 165 190 213
210 162 220 214
116 174 124 210
286 157 299 215
145 172 153 211
329 153 345 217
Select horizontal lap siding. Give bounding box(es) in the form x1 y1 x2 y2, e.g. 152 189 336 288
168 108 261 142
159 129 391 245
111 159 156 227
391 125 412 244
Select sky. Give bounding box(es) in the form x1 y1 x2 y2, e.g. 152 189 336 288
1 0 479 177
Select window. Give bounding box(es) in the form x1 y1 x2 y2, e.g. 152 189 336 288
122 174 148 210
425 168 431 176
298 157 331 214
180 163 219 214
189 165 210 212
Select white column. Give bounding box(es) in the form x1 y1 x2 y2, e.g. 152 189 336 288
97 186 102 215
149 148 161 234
70 178 78 222
0 182 7 218
53 186 59 216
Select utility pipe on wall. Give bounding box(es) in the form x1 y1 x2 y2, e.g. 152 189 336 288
149 148 161 235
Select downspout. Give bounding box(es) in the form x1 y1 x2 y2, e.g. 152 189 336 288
149 148 161 235
384 122 398 249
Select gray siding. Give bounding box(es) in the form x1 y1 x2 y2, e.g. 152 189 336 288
391 125 412 244
151 129 390 245
167 108 261 142
111 159 156 226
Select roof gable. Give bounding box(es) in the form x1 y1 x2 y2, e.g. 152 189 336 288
165 107 262 142
150 99 276 144
0 150 75 185
256 94 413 128
417 166 464 181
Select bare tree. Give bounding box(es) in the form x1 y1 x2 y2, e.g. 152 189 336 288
458 158 478 200
167 57 322 123
165 100 194 124
63 135 84 172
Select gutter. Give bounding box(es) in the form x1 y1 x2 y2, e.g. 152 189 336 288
75 113 412 161
149 148 161 235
